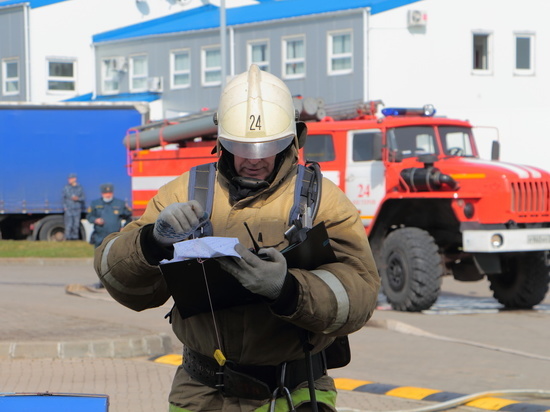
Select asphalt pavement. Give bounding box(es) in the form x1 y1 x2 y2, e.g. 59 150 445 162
1 258 549 412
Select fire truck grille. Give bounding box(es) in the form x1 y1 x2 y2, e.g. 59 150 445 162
510 181 550 213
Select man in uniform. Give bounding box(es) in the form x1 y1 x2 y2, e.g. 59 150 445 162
62 173 85 240
87 183 132 249
94 65 380 412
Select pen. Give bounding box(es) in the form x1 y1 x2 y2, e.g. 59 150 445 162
243 222 261 253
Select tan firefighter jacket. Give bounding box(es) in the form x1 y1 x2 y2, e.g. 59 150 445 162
94 147 380 408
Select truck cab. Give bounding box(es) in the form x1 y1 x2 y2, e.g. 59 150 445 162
304 105 550 311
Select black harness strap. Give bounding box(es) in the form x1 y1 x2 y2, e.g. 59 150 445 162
188 162 216 237
296 161 321 227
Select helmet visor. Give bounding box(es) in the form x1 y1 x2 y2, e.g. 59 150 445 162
219 134 294 159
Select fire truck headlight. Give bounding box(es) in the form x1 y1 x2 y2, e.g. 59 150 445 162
491 234 504 248
464 202 474 219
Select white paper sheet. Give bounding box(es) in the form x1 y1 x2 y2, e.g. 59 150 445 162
163 237 241 263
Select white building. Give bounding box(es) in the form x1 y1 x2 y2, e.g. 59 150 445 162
2 0 548 171
368 0 549 171
0 0 256 102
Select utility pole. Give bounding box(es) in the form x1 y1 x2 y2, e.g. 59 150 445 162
220 0 227 87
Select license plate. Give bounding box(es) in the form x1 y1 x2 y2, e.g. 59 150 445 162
527 235 550 244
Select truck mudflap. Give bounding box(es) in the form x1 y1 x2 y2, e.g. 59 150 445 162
463 228 550 252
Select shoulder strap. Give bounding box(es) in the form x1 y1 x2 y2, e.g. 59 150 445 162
188 162 217 215
289 165 308 227
288 162 322 228
188 162 216 237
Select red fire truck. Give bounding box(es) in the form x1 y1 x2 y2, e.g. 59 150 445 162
124 102 550 312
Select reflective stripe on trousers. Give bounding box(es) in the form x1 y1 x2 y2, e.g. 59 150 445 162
168 388 337 412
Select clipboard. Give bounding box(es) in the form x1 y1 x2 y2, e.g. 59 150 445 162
159 221 336 319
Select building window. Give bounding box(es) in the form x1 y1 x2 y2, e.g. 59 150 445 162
171 49 191 89
328 31 352 75
248 40 269 72
515 33 534 75
2 58 19 95
101 58 123 94
473 33 492 73
47 60 75 91
130 54 148 92
283 36 305 79
202 46 221 86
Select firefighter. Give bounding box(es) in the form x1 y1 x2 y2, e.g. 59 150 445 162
93 65 380 412
86 183 132 249
62 173 85 240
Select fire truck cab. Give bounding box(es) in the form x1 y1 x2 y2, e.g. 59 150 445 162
126 103 550 312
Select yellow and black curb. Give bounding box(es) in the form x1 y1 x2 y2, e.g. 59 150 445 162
152 354 183 366
152 355 550 412
334 379 550 412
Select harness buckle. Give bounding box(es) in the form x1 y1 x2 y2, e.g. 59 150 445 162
269 363 296 412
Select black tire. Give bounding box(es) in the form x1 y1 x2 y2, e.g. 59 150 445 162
380 227 443 312
38 216 66 241
488 252 550 309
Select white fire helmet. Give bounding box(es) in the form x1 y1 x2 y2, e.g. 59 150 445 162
216 64 297 159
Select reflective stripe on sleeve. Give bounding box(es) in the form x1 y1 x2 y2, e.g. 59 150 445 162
310 269 349 334
100 236 118 276
99 235 160 296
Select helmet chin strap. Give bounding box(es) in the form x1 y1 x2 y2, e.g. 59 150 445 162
231 176 269 190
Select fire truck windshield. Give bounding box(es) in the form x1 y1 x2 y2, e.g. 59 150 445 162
388 126 475 160
388 126 439 159
439 126 475 157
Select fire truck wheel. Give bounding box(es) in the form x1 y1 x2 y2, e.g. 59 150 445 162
380 227 443 312
487 252 550 309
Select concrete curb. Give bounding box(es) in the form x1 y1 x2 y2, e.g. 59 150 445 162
0 257 94 265
0 333 173 360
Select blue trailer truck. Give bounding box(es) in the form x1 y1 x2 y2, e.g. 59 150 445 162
0 102 148 241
